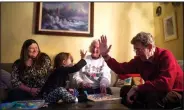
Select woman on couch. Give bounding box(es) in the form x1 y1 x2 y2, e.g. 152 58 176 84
8 39 51 101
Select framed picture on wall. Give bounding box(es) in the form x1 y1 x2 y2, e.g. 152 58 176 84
163 12 177 42
35 2 94 37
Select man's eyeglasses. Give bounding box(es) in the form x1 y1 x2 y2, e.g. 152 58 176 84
133 48 145 52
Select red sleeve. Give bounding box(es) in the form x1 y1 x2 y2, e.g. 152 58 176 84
138 51 177 93
106 57 138 74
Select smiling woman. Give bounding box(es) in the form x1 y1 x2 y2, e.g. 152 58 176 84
27 43 39 59
7 39 52 102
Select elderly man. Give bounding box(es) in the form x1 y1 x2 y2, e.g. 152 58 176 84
98 32 183 109
73 40 112 95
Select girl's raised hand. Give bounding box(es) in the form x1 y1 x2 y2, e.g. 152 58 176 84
80 49 87 59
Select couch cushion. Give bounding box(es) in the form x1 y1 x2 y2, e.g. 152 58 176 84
0 63 13 73
115 77 133 88
114 74 144 88
110 87 121 97
114 78 124 87
132 77 145 85
0 69 12 89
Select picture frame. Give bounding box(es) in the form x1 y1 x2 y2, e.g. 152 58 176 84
35 2 94 37
163 12 177 41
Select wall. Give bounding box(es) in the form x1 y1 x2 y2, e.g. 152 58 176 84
1 2 154 85
1 2 154 64
116 3 154 62
154 3 183 60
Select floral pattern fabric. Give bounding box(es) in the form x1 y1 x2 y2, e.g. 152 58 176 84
11 54 51 88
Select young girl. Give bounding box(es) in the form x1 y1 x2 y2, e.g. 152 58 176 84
40 50 87 103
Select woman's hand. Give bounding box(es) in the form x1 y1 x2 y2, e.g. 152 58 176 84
30 88 40 97
80 50 87 59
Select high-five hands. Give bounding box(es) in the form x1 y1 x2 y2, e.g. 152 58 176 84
98 35 112 56
80 49 87 59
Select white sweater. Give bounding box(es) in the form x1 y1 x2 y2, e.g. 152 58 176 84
73 55 111 89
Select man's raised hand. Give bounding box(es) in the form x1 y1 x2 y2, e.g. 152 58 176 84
98 35 112 56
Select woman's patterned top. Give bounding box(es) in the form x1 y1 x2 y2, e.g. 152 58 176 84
11 53 51 88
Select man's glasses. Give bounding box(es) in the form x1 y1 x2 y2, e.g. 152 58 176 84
133 48 145 52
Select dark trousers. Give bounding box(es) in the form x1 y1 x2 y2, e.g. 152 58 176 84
43 87 76 103
6 88 39 102
78 87 112 95
120 85 183 109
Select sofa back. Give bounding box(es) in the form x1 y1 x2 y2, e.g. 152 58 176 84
0 63 13 73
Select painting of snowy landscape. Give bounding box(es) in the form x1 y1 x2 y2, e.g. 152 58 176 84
35 2 94 36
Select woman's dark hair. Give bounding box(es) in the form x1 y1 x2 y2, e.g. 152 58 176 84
18 39 48 72
54 52 73 69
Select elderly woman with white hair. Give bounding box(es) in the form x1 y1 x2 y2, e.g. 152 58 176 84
73 39 112 95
